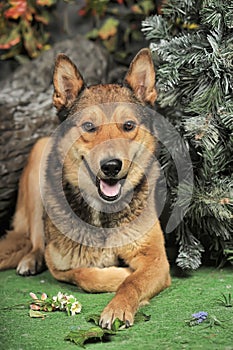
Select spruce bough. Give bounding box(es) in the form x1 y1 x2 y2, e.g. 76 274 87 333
142 0 233 269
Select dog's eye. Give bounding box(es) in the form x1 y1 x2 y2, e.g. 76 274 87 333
81 121 97 133
123 120 136 132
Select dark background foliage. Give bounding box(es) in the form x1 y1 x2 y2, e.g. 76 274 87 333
0 0 232 270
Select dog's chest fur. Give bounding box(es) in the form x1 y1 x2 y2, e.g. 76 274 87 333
44 177 151 270
45 217 121 269
64 178 149 228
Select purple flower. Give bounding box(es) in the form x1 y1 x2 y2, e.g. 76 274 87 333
192 311 208 323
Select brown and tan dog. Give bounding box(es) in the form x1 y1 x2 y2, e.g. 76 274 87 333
0 49 171 328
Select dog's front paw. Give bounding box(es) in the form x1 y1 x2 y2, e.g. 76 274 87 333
99 297 136 329
17 249 45 276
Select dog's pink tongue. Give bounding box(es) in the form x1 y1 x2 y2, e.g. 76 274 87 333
100 180 121 197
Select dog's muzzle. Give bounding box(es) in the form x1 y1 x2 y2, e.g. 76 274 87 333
97 158 124 202
83 157 126 202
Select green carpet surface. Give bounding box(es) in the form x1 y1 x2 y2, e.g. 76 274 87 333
0 267 232 350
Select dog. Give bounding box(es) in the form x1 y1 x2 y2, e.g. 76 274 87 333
0 48 171 329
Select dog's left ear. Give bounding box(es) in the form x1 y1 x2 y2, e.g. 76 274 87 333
53 54 85 111
124 48 157 105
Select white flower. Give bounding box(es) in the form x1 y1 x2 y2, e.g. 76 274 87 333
51 292 82 315
52 291 66 309
57 291 65 302
70 301 82 316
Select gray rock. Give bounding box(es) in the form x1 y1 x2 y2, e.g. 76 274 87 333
0 35 109 231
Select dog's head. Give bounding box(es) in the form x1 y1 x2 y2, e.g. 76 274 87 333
52 49 158 208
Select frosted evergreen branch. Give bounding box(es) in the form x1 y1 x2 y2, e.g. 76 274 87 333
142 15 171 41
176 224 204 270
142 0 233 269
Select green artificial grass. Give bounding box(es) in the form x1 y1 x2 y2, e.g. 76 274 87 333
0 267 232 350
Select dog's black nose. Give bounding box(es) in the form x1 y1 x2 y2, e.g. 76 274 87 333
100 159 122 177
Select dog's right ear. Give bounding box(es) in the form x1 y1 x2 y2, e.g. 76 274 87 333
124 48 157 105
53 54 85 111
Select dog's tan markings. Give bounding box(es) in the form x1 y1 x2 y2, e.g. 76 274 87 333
78 106 105 143
0 138 49 275
113 105 139 139
136 126 157 155
53 54 85 110
125 48 157 105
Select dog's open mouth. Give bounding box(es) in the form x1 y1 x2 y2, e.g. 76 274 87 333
82 157 126 202
96 178 124 202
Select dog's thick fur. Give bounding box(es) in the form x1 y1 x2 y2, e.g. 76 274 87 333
0 49 171 328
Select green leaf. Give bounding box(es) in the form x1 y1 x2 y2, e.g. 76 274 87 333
142 0 155 15
21 20 39 58
36 0 57 6
0 26 21 49
45 305 53 312
111 318 124 332
67 311 151 346
85 28 99 40
98 18 119 40
86 314 100 325
64 327 116 347
134 311 151 323
102 35 118 53
0 44 22 60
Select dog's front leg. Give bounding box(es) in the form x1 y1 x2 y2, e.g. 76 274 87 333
99 225 171 329
45 242 132 291
47 263 132 293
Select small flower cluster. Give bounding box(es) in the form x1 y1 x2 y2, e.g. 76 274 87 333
186 311 208 327
52 291 82 316
30 291 82 316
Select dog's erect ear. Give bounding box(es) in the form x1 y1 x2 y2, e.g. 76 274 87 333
53 54 85 110
124 48 157 105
